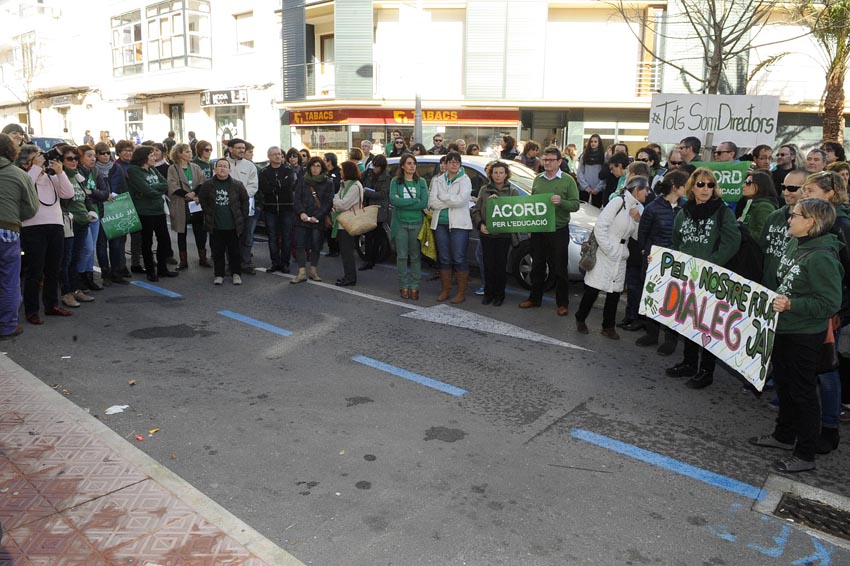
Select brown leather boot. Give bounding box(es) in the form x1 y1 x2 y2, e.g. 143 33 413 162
452 271 468 304
178 250 189 270
437 270 453 301
198 248 212 268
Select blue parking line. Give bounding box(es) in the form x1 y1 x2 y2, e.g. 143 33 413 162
504 287 555 303
218 310 293 336
352 355 468 397
571 428 764 501
130 281 183 299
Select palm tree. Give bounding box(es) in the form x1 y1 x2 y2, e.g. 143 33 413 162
796 0 850 143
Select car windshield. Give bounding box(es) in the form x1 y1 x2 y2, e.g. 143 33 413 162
505 162 534 194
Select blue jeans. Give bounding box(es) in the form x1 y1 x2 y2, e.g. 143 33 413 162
265 209 294 268
73 222 97 274
434 225 470 272
819 326 842 428
0 239 22 334
240 210 260 267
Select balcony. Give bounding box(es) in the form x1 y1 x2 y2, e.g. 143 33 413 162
282 62 336 101
636 61 662 98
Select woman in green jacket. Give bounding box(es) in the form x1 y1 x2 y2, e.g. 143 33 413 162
749 198 843 473
738 171 778 237
389 153 428 299
128 146 177 282
471 161 518 306
666 167 741 389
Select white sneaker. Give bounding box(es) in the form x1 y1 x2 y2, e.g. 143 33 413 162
232 273 242 285
213 276 223 285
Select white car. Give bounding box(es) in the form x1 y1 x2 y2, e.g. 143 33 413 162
363 154 598 287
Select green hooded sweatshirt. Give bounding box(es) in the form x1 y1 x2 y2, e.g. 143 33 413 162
672 198 741 265
128 165 168 216
775 233 844 334
758 205 790 291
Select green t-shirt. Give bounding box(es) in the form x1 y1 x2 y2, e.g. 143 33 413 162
213 178 235 230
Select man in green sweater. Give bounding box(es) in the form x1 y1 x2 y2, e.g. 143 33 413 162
0 133 39 338
519 146 580 315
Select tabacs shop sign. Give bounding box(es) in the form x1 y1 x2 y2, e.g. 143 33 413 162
289 108 518 126
200 89 248 107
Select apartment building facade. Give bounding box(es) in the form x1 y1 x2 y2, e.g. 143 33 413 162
0 0 846 158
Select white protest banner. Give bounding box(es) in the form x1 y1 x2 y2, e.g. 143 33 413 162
639 246 778 390
648 94 779 147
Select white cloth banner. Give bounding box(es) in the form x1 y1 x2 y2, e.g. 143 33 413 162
639 246 778 390
647 94 780 147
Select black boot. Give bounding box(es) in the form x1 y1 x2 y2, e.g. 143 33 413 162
816 427 840 454
85 272 103 291
685 369 714 389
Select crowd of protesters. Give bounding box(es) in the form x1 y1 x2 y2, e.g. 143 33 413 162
1 121 849 474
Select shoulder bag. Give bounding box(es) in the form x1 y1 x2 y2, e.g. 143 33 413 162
337 183 379 236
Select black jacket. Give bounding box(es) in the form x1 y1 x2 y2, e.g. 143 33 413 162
259 164 295 212
361 168 391 223
197 176 250 236
293 177 334 228
637 196 681 258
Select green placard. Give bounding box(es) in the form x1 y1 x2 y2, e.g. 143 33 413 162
701 161 752 203
485 194 556 234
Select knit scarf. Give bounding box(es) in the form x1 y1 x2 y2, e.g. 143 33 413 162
95 159 114 179
304 171 328 186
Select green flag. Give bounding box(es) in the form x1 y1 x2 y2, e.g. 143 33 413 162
701 161 752 203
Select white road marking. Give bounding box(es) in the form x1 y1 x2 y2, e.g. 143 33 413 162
402 304 591 351
263 269 588 350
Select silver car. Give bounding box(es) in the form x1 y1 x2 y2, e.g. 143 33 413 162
360 154 598 288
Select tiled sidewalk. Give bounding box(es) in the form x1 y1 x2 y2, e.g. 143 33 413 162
0 354 304 566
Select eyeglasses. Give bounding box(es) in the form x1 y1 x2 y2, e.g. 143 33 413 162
541 158 558 162
695 181 716 188
97 151 111 156
781 184 801 192
63 156 78 162
788 212 807 220
668 160 683 166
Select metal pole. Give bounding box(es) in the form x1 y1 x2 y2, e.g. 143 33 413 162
414 92 422 145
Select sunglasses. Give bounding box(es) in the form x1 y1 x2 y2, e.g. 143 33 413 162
434 139 443 142
814 170 836 191
97 151 111 156
635 157 649 162
781 184 801 192
668 160 683 166
695 181 716 188
713 150 734 155
63 156 78 162
744 179 754 186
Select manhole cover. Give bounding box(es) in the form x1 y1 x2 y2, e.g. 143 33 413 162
774 493 850 542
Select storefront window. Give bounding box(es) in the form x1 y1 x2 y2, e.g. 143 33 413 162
215 106 245 157
291 126 348 154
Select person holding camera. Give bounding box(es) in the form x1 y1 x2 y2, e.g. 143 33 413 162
18 144 75 324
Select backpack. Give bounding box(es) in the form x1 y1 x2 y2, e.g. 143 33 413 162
715 207 764 282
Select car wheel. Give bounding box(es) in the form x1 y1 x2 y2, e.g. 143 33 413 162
355 232 391 262
510 240 556 291
356 235 368 260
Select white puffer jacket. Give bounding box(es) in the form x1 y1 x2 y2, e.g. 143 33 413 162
584 190 643 293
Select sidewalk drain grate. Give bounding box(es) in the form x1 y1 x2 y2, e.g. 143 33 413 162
774 493 850 542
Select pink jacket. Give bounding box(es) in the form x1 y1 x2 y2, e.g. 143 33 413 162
22 166 75 227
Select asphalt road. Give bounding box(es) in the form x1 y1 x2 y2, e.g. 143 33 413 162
5 235 849 566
